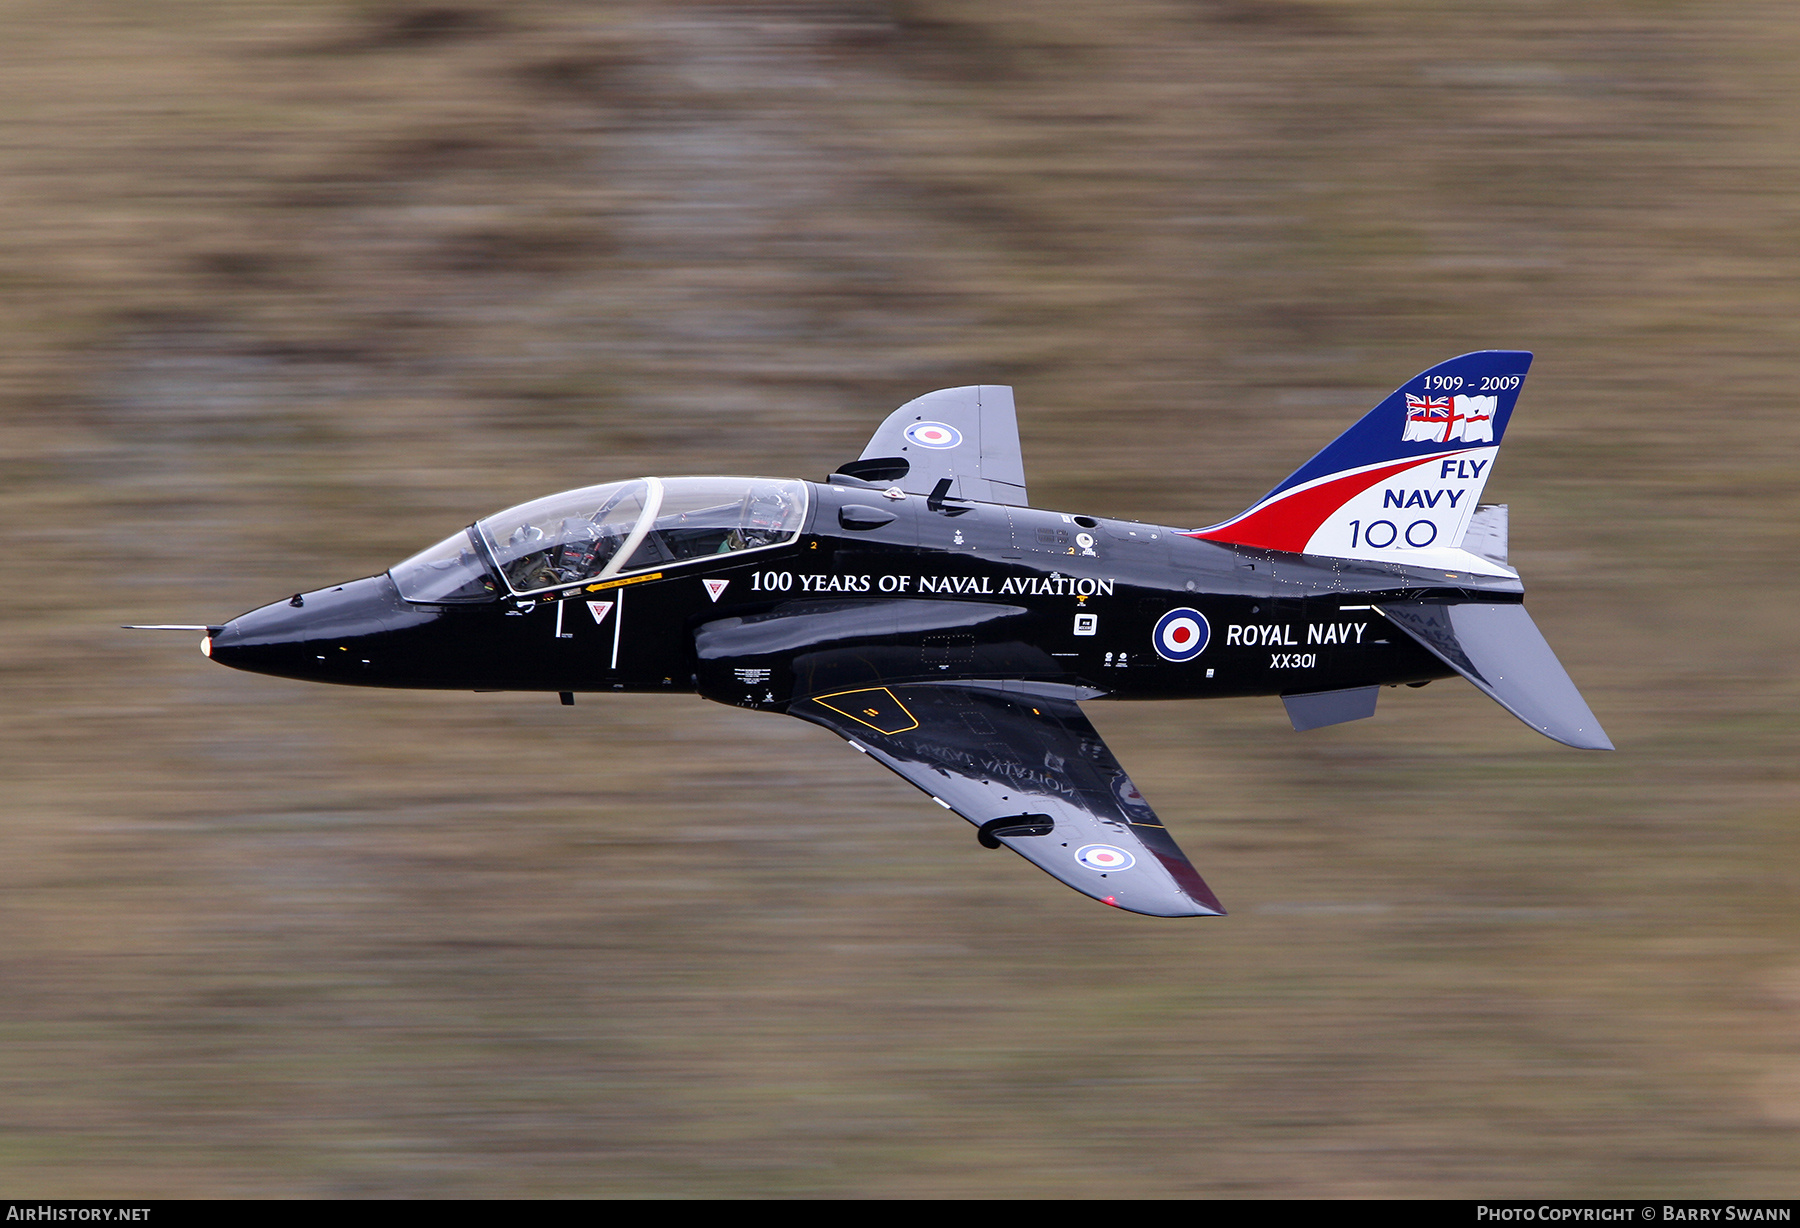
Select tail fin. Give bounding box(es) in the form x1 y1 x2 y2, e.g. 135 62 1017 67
1191 351 1532 574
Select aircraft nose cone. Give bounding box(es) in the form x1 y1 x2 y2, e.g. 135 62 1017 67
207 574 419 683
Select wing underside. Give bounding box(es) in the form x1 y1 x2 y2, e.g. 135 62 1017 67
789 683 1223 917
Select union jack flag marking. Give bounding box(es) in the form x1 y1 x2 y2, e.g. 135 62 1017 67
1404 395 1452 442
1404 394 1497 444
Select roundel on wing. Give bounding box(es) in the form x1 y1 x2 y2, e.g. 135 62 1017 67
1111 774 1156 825
1075 844 1135 872
902 420 963 449
1152 607 1210 662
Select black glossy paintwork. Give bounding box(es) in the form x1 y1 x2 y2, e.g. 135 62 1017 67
208 478 1524 708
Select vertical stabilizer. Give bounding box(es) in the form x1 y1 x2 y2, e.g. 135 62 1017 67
1191 351 1531 574
1462 504 1509 567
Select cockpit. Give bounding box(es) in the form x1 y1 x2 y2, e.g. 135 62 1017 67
389 476 809 604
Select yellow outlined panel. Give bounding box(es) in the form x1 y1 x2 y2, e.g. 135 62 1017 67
811 687 920 736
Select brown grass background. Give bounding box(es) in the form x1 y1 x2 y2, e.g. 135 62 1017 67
2 0 1797 1197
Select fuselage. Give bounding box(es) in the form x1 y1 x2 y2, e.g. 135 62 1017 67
181 359 1609 919
205 475 1526 707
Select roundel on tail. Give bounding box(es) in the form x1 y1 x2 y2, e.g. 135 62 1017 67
1153 608 1210 662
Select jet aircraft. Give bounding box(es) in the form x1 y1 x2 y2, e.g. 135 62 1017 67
136 351 1610 918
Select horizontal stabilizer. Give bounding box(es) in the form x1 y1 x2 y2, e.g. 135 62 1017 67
1376 601 1612 750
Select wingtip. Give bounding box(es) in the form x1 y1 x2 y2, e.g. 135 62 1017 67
1142 901 1228 919
1108 885 1228 918
1546 722 1614 751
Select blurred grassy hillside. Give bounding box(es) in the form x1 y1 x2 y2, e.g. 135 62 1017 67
2 0 1797 1197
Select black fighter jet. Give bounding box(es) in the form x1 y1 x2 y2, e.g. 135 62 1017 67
135 351 1610 918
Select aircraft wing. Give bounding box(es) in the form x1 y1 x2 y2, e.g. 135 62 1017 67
789 683 1224 917
841 385 1029 506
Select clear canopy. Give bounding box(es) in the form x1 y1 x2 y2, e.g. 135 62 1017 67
479 478 652 595
389 529 501 603
395 476 808 599
620 477 807 572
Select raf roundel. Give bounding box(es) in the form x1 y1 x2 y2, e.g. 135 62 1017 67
1152 607 1210 662
1075 844 1136 872
902 421 963 450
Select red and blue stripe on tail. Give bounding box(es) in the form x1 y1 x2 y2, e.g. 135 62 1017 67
1189 351 1532 572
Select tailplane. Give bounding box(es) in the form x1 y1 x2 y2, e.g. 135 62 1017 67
1376 600 1612 750
1191 351 1532 575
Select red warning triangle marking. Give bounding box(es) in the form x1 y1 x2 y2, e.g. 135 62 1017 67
703 578 730 602
586 601 614 624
